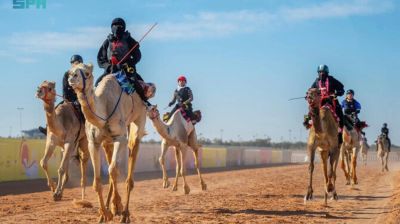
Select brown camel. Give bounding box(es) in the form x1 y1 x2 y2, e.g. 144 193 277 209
36 81 89 201
339 127 361 185
68 63 154 223
377 134 390 172
304 88 340 206
360 135 369 166
147 105 206 194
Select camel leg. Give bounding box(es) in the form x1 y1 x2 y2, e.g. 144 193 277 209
40 136 57 192
53 142 74 201
172 148 181 192
108 136 125 217
89 140 112 223
304 142 316 203
159 140 170 188
320 150 329 206
189 130 206 190
351 147 358 185
193 148 206 191
329 146 340 200
385 152 389 171
180 147 190 195
102 142 115 211
120 119 145 223
340 144 351 185
78 138 89 201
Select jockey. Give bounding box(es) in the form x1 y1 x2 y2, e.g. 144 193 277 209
96 17 150 105
381 123 391 151
166 75 194 122
341 89 361 131
38 55 85 135
309 64 345 144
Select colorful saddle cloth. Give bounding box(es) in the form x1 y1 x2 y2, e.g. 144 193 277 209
113 70 135 95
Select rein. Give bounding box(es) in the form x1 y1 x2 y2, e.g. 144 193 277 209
79 69 123 122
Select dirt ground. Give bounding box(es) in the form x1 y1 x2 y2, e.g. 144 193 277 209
1 161 399 224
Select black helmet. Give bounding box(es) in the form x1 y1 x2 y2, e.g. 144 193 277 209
70 55 83 64
317 64 329 74
111 18 126 30
383 123 387 127
346 89 354 95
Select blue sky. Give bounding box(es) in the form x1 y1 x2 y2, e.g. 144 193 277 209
0 0 399 144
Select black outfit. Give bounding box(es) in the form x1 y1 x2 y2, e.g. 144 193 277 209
96 31 148 103
381 127 391 151
167 87 194 121
311 75 345 144
342 99 361 131
63 71 78 102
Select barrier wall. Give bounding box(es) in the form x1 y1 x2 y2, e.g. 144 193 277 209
0 138 62 182
226 148 243 167
201 147 227 168
4 138 399 183
243 149 261 165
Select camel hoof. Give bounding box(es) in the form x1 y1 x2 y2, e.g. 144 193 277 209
53 192 62 201
330 192 338 201
172 185 178 191
120 211 131 223
98 209 113 223
184 185 190 195
201 183 207 191
111 202 123 216
163 180 170 189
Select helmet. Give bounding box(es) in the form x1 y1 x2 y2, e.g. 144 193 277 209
70 55 83 64
383 123 387 127
317 64 329 74
111 17 126 30
177 75 187 82
346 89 354 95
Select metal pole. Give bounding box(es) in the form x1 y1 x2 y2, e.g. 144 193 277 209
17 107 24 137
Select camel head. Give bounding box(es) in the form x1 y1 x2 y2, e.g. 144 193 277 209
147 105 160 120
36 81 56 104
68 63 94 93
306 88 321 108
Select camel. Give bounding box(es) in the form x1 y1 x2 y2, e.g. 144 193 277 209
147 105 206 194
68 63 154 223
377 134 390 172
360 135 369 166
36 81 89 202
304 88 340 205
339 127 361 185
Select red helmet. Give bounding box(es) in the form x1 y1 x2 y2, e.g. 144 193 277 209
177 75 187 82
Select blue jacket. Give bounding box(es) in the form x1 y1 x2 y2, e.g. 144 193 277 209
341 99 361 115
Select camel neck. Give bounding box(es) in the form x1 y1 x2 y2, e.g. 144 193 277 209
43 101 63 137
310 107 323 134
76 87 105 128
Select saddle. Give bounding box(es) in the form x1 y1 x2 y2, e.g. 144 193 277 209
112 70 156 98
162 109 202 124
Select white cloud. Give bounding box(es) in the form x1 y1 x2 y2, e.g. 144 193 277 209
281 0 394 21
0 0 394 61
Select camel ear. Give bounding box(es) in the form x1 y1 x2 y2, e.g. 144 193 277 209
85 63 94 74
49 81 56 87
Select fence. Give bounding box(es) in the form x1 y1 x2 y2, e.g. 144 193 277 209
1 138 398 182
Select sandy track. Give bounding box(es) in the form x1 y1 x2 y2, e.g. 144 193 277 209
0 162 399 223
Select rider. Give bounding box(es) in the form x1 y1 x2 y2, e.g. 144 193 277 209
381 123 391 151
38 55 85 135
96 17 150 105
165 75 194 122
309 64 345 144
341 89 361 131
